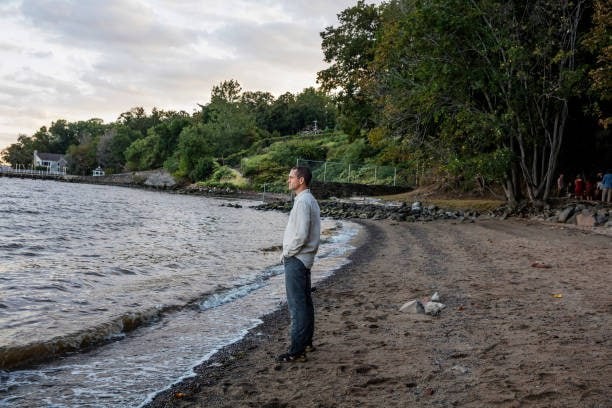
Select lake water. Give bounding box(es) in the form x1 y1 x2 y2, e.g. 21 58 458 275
0 178 360 407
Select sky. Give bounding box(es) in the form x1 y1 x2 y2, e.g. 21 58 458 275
0 0 382 152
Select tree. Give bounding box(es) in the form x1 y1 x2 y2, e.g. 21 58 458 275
173 124 216 180
269 92 298 135
241 91 275 130
97 126 138 172
317 0 382 140
65 133 98 175
211 79 242 104
124 133 162 171
293 87 337 132
117 107 164 138
370 0 588 204
1 135 36 167
583 0 612 128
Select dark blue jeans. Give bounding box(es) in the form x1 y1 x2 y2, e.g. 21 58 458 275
284 256 314 355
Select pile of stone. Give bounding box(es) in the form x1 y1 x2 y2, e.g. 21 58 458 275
253 200 478 223
253 197 612 230
491 200 612 227
399 292 446 316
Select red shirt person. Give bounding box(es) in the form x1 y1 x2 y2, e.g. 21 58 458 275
574 175 584 199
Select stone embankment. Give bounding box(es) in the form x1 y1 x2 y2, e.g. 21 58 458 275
493 199 612 228
254 198 612 230
255 199 485 222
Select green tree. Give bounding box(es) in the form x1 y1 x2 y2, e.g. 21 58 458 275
1 135 36 167
241 90 275 130
117 107 164 138
173 124 215 180
583 0 612 127
211 79 242 104
293 87 337 132
124 132 162 171
371 0 588 204
269 92 298 135
65 133 98 175
317 0 382 140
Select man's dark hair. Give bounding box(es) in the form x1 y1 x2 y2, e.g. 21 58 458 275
292 166 313 186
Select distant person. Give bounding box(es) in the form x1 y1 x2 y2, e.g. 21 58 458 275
585 176 595 201
595 173 603 201
574 174 584 199
601 170 612 203
557 173 565 197
278 166 321 362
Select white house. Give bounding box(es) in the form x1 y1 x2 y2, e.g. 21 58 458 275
92 166 105 176
33 150 67 174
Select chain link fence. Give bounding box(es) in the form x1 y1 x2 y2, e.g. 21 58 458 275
296 158 407 186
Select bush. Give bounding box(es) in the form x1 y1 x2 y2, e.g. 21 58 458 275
189 157 217 181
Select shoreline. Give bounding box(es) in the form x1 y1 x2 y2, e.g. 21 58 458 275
144 218 611 407
143 221 374 407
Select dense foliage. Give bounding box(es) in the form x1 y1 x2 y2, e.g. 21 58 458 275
1 84 337 181
2 0 609 203
319 0 610 205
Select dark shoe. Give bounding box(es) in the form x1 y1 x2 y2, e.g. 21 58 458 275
305 344 316 353
276 352 307 363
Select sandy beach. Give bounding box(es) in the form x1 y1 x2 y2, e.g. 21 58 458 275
146 218 611 407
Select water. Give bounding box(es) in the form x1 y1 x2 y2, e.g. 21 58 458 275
0 178 360 407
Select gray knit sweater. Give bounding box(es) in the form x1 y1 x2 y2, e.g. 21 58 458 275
282 189 321 269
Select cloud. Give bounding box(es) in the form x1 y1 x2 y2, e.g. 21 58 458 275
0 0 384 151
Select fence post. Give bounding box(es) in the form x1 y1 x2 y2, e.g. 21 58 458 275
394 167 397 187
296 158 300 167
374 166 377 183
324 161 327 183
348 163 351 183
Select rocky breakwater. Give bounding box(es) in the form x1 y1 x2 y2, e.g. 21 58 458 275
491 200 612 228
254 199 479 223
255 197 612 233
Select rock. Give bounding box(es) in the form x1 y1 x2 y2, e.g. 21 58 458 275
411 201 422 214
576 211 596 227
424 301 446 315
557 207 574 223
399 300 425 314
143 170 176 188
451 365 469 374
431 292 441 302
595 213 608 226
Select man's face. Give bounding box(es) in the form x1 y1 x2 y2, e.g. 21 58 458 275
287 169 303 192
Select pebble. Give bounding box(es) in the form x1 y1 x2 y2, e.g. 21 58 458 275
399 300 425 314
424 301 446 316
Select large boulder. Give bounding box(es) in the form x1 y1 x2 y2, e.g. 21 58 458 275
558 206 574 223
576 210 596 227
143 170 176 188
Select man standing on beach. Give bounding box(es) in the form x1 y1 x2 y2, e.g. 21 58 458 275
278 166 321 362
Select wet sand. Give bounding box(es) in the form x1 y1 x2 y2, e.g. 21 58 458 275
146 218 611 407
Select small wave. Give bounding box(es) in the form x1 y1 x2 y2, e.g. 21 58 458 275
0 266 285 372
0 308 164 371
0 243 23 250
109 267 137 275
199 281 265 310
198 264 284 310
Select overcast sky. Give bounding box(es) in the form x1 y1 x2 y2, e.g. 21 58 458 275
0 0 382 152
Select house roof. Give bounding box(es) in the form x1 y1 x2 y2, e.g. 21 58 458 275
37 152 65 162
